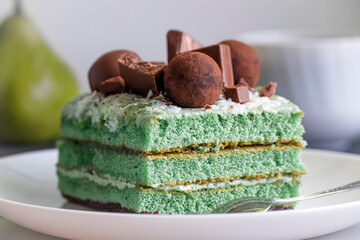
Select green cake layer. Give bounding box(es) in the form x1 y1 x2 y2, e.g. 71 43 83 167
57 139 306 186
60 92 305 152
58 173 301 214
57 90 306 214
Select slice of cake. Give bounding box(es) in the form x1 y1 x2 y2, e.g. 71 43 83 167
57 30 306 214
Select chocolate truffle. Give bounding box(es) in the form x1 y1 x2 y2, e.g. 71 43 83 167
220 40 260 88
88 50 141 91
164 52 223 108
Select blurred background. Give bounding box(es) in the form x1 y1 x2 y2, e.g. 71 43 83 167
0 0 360 156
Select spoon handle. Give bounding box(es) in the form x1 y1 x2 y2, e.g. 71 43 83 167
274 180 360 204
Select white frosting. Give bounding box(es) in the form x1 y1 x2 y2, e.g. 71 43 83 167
135 92 301 119
74 91 98 119
57 167 294 192
62 91 302 132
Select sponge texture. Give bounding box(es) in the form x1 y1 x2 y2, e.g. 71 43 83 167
58 174 300 214
57 140 306 186
60 92 305 152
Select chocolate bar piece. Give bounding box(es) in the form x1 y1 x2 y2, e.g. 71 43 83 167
224 84 249 104
118 61 166 97
167 30 202 63
99 76 126 96
220 40 260 88
192 44 234 89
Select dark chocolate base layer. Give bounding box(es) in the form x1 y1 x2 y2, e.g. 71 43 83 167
63 194 123 212
62 194 294 214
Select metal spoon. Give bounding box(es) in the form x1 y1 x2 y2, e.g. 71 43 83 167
213 179 360 214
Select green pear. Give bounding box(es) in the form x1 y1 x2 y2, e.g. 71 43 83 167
0 10 79 143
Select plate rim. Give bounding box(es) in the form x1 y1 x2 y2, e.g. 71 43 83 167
2 148 360 240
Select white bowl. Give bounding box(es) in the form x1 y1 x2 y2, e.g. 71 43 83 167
238 29 360 150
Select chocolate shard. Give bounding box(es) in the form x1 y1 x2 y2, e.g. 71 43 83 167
192 44 234 89
224 84 249 104
118 61 166 97
204 104 212 110
259 82 277 97
167 30 203 63
99 76 126 96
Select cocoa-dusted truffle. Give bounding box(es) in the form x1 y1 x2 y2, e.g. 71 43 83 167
220 40 260 88
88 50 141 91
164 52 223 108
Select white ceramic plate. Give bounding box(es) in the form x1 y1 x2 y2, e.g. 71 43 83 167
0 149 360 240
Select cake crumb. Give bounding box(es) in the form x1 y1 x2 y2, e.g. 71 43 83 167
160 98 173 106
204 104 212 110
150 91 163 99
259 82 277 97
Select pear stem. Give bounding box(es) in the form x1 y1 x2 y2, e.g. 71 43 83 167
14 0 22 15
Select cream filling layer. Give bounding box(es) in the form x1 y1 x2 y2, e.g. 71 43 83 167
57 167 296 192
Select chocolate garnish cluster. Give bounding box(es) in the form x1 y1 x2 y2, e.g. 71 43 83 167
165 31 258 106
88 50 141 92
88 30 276 108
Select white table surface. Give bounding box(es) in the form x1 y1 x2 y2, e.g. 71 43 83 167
1 216 360 240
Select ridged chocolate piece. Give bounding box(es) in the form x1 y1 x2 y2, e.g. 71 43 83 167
88 50 141 91
164 52 223 108
220 40 260 88
192 44 234 89
119 61 166 97
167 30 203 63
